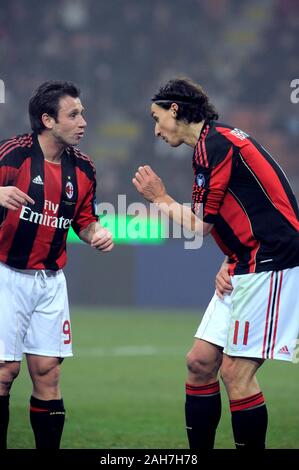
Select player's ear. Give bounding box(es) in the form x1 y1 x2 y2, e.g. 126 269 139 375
41 113 55 130
170 103 178 117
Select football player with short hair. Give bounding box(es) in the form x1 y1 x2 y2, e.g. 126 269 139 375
0 81 114 449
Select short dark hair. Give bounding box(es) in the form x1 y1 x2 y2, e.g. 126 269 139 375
29 81 81 134
152 77 218 123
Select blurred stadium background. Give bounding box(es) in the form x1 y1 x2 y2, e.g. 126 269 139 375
0 0 298 448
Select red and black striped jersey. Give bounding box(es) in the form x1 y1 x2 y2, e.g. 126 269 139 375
0 132 98 270
192 121 299 275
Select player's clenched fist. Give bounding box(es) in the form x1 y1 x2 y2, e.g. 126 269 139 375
132 165 166 202
91 227 114 252
0 186 35 210
215 260 233 299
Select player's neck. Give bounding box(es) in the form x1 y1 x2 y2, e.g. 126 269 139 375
38 133 65 163
183 121 205 148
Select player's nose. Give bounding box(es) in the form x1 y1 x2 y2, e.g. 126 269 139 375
79 116 87 127
155 123 161 137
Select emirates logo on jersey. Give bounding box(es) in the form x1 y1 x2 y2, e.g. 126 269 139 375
65 181 74 199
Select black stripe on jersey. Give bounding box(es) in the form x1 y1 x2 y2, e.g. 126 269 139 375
74 155 96 183
193 124 232 172
213 216 252 273
248 138 299 219
44 152 78 270
266 272 278 358
0 146 31 169
202 124 233 169
6 141 45 269
0 206 7 226
229 155 299 269
0 135 33 168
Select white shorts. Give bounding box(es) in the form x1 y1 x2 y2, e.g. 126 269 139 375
195 267 299 362
0 262 73 361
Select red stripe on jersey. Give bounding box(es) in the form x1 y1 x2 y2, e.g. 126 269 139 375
14 135 32 148
0 138 17 154
0 135 32 160
72 167 97 233
210 228 238 274
203 147 233 218
194 143 202 166
227 262 237 276
218 191 260 272
0 159 32 262
0 142 21 161
262 272 274 359
0 166 19 186
240 149 299 231
27 161 62 269
215 126 248 147
198 144 204 166
73 147 96 172
215 127 299 231
194 125 210 168
270 271 283 359
201 125 209 168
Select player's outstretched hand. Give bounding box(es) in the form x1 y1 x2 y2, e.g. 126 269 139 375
132 165 166 202
91 227 114 252
215 260 233 299
0 186 35 210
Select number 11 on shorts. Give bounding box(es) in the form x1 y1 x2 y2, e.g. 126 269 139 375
233 321 250 345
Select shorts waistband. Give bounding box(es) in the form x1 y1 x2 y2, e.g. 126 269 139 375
0 262 61 277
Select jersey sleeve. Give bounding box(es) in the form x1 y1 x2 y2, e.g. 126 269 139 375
192 137 234 223
0 140 21 185
72 178 98 235
0 166 9 186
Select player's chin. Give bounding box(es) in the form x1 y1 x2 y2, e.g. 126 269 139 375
169 140 182 148
67 136 82 146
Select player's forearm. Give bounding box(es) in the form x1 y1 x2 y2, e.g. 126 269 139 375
78 221 114 252
78 221 99 244
154 194 212 236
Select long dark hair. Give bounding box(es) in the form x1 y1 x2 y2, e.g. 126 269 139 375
29 81 80 134
152 77 218 123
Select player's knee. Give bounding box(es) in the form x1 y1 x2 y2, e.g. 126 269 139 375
220 357 262 396
220 361 244 390
220 363 234 386
0 362 20 392
186 350 216 381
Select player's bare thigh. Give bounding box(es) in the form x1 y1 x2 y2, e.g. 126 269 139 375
186 338 223 385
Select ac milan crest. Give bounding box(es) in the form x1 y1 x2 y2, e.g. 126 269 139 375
65 181 74 199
